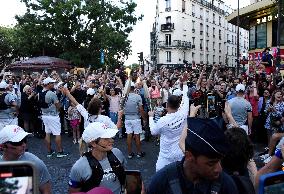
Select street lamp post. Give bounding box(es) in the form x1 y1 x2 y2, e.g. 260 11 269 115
236 0 240 76
276 0 282 68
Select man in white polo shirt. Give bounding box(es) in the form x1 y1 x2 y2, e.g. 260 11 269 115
39 77 68 158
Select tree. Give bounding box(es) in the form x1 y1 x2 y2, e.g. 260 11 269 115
15 0 142 68
0 27 17 67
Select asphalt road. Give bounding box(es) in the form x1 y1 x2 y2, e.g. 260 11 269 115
27 134 159 194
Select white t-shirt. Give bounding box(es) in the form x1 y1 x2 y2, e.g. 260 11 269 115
76 104 117 129
149 85 189 170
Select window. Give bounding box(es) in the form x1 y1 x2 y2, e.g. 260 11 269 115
213 42 215 50
206 40 209 50
182 0 185 12
192 20 195 29
200 53 204 63
206 54 209 64
213 55 215 63
192 37 195 45
256 23 267 48
219 56 221 63
200 39 203 50
165 34 171 46
206 25 209 34
249 26 256 50
213 13 215 24
206 10 209 22
227 46 229 55
192 52 195 60
232 35 234 44
166 16 171 23
192 4 195 16
219 16 221 26
166 51 171 62
219 43 221 50
200 8 203 20
166 0 171 9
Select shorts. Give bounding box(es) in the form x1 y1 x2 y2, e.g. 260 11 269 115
70 119 80 128
125 119 142 135
41 115 61 136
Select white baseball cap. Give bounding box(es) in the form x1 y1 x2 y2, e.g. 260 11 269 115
0 81 8 89
0 125 31 144
43 77 57 85
82 122 118 143
87 88 96 95
236 84 246 92
173 89 183 96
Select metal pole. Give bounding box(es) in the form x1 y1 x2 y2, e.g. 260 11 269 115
236 0 240 76
276 0 282 69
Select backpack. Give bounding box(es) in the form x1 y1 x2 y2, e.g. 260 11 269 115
38 90 49 108
231 174 255 194
81 151 126 192
0 93 9 110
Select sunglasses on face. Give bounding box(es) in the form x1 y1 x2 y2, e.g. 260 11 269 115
7 138 27 147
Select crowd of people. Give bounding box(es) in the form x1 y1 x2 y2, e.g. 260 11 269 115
0 52 284 194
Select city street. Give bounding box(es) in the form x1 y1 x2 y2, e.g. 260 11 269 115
27 134 159 194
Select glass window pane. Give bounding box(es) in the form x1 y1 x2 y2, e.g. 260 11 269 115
256 23 267 49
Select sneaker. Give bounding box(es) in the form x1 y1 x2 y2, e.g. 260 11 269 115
47 150 55 158
264 156 272 164
56 151 69 158
73 139 77 144
128 153 135 159
137 152 145 158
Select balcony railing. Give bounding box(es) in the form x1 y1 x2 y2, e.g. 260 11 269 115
193 0 226 16
161 23 174 32
157 40 191 49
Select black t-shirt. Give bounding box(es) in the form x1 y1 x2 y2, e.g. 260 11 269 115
147 159 239 194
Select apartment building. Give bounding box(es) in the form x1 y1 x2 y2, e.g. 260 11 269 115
150 0 249 69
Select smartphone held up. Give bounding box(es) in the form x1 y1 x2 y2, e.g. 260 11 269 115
0 161 38 194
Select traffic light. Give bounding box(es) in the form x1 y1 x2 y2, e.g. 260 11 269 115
137 52 143 62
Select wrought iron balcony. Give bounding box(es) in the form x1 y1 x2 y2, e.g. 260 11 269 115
161 23 174 32
157 40 191 49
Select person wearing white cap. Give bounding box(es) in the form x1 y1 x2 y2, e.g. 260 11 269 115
68 122 126 194
0 81 19 130
228 84 253 135
62 88 117 129
39 77 68 158
0 125 52 193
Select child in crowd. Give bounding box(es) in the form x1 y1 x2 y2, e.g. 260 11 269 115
68 101 81 144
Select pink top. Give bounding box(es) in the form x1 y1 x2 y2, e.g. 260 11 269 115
108 95 120 113
150 86 161 99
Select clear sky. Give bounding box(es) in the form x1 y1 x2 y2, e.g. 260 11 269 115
0 0 250 66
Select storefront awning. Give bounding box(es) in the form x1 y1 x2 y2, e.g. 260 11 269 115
226 0 276 30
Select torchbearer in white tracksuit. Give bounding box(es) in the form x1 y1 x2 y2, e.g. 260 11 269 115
148 81 189 172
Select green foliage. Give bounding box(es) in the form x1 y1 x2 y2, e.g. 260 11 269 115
12 0 142 67
0 27 17 66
